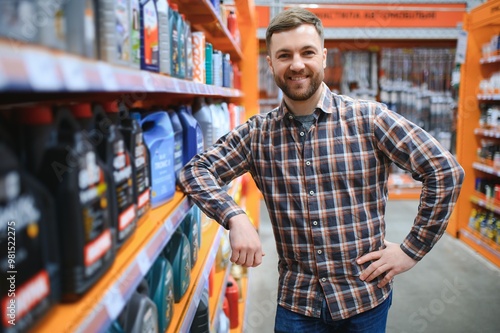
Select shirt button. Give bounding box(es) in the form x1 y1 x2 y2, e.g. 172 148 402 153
321 277 327 282
288 115 293 119
300 131 305 136
313 221 318 226
306 161 311 166
317 250 322 254
309 191 315 196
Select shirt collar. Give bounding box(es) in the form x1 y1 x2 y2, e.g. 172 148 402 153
276 82 334 121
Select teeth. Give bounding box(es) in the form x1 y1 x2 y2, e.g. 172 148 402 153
290 77 306 81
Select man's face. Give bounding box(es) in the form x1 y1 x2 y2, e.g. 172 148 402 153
266 24 326 102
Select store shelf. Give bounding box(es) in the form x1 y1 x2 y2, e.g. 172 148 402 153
474 128 500 138
32 192 192 333
170 0 243 61
387 173 422 200
167 221 224 333
0 39 242 98
459 228 500 267
472 162 500 177
209 262 232 331
480 54 500 64
470 192 500 215
477 94 500 102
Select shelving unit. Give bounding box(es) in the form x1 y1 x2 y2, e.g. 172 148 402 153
454 0 500 267
0 1 259 332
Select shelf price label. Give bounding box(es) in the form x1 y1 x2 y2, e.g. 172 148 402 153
103 285 126 320
23 50 64 91
97 62 119 91
59 56 89 91
136 250 152 276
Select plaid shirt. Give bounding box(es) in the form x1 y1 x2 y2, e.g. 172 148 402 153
178 82 464 320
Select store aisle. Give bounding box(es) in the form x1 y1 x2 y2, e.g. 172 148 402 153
245 200 500 333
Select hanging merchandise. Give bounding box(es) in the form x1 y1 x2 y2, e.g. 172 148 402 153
65 0 97 58
130 0 141 68
168 2 180 77
117 279 159 333
140 111 175 207
20 107 115 301
146 255 174 333
163 228 191 302
192 32 206 83
116 104 151 220
167 109 184 180
97 0 133 67
156 0 171 75
139 0 159 72
0 137 60 332
177 105 204 165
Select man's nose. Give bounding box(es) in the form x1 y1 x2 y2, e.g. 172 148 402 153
290 54 305 71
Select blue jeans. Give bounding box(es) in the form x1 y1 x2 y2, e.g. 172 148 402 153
274 292 392 333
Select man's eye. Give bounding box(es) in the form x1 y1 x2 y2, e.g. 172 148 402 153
278 54 290 59
304 51 315 56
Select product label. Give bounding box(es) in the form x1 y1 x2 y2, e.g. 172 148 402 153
142 307 157 333
116 0 130 61
84 229 112 267
138 190 150 209
130 0 141 65
170 13 179 76
113 139 136 241
1 270 49 326
196 126 205 153
143 0 159 66
191 32 205 83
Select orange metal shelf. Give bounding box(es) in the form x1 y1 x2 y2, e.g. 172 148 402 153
459 228 500 267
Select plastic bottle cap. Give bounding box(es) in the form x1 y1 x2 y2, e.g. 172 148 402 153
70 103 92 118
103 101 119 113
20 106 53 124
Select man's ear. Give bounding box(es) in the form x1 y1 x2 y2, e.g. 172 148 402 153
266 55 274 74
323 48 327 69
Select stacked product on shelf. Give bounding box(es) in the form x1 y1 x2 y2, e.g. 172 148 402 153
455 0 500 268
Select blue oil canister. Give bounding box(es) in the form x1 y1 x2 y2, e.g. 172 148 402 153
140 111 175 207
0 137 60 332
163 228 191 303
167 109 183 180
177 105 204 165
146 254 174 332
26 107 115 301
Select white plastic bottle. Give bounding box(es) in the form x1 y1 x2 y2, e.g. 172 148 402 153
65 0 97 58
156 0 171 75
36 0 66 50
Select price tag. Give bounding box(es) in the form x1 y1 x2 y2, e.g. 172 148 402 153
136 250 152 276
103 285 125 319
164 218 174 234
23 50 63 91
141 71 156 92
59 56 89 91
97 62 119 91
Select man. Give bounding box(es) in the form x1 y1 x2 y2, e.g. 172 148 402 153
178 7 464 333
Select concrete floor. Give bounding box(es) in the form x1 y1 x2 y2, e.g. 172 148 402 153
245 200 500 333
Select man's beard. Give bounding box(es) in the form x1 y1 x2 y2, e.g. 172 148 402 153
274 70 323 101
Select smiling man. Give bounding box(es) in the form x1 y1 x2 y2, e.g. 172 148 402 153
178 7 464 333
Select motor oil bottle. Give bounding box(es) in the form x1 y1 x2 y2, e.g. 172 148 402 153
167 109 183 180
117 105 151 220
95 102 137 247
140 111 175 207
118 279 159 333
65 0 97 58
0 0 38 44
205 42 213 85
225 275 239 329
71 103 137 249
181 208 198 268
33 107 115 301
184 17 193 80
35 0 66 50
146 254 174 332
0 139 60 332
163 228 191 302
140 0 159 72
130 0 141 69
156 0 171 75
168 2 180 77
97 0 132 67
177 105 204 165
178 13 186 78
193 97 222 149
192 204 202 252
189 284 209 333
